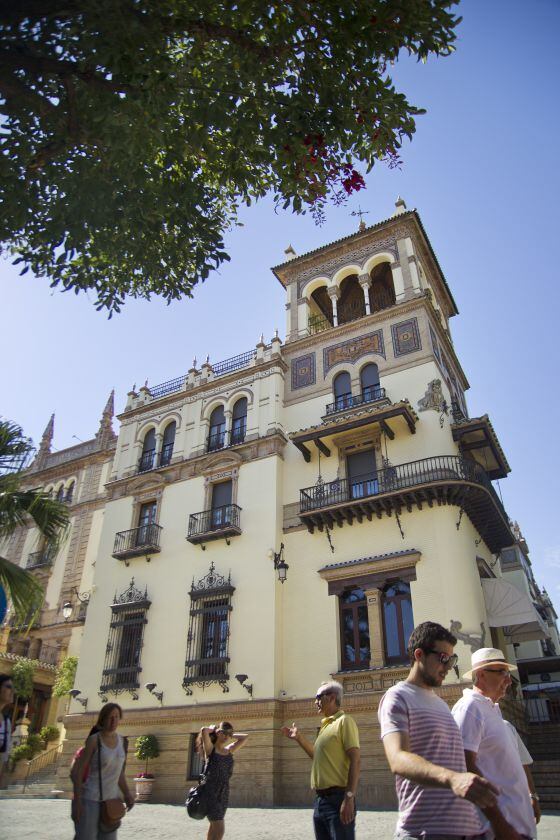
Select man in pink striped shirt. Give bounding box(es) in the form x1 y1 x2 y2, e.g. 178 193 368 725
379 621 498 840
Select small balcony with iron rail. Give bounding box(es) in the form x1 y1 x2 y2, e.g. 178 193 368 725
299 454 513 553
187 504 242 546
112 523 162 563
26 546 56 570
206 422 247 453
324 385 389 418
138 449 156 473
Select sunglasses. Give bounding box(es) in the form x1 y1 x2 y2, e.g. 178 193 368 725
2 684 13 690
425 649 458 668
315 691 333 700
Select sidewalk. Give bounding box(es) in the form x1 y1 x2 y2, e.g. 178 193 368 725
2 800 560 839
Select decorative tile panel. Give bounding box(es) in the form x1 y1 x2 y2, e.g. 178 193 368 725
392 318 421 357
323 330 385 376
291 353 316 390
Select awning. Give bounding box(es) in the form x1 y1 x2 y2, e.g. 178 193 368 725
481 578 550 642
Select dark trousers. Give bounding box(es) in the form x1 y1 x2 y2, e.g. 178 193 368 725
313 791 356 840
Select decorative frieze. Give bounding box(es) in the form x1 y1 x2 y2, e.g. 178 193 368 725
323 330 385 376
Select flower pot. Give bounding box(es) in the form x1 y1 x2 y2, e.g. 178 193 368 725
134 776 155 802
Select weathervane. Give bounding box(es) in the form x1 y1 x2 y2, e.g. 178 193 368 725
351 206 369 231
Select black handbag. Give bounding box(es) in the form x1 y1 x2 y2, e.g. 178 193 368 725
185 781 208 820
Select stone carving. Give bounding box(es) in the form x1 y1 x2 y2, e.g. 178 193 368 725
450 620 486 653
418 379 445 413
323 330 385 375
392 317 421 356
291 353 316 390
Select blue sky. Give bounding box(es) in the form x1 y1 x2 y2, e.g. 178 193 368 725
1 0 559 613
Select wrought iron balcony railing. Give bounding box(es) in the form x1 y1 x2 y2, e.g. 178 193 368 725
207 424 247 452
26 548 55 569
112 523 162 561
325 386 387 416
159 443 174 467
299 455 511 553
187 504 242 545
100 666 142 692
138 449 155 472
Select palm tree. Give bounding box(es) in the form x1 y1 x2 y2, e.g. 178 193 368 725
0 419 69 627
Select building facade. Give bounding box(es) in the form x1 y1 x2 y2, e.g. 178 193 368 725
3 200 552 804
0 395 116 732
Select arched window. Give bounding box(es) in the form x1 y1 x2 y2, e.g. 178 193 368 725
333 371 352 410
369 262 396 312
55 485 65 502
309 286 333 333
160 421 176 466
65 481 75 503
339 587 370 670
231 398 247 445
338 275 365 324
382 581 414 664
360 363 380 402
208 405 226 452
139 428 156 472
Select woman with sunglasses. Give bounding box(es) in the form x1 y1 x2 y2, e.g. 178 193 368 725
0 674 14 787
196 721 248 840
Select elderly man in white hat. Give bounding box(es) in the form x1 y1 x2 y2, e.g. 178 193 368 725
452 647 537 840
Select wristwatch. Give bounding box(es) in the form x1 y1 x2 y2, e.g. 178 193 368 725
345 791 355 799
529 794 540 802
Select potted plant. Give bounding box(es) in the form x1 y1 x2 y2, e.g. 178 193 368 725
133 734 159 802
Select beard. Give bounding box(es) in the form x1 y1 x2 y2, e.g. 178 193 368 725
421 671 443 688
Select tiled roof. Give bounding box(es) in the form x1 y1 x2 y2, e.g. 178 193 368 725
319 548 420 572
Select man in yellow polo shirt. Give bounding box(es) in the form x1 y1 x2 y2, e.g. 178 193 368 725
281 679 360 839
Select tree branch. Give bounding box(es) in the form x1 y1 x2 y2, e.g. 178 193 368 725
0 47 132 94
0 70 57 115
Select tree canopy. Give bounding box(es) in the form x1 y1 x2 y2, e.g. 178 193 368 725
1 1 460 314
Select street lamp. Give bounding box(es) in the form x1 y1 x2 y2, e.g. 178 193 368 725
269 544 288 583
62 602 73 621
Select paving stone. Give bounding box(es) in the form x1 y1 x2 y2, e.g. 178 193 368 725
1 799 560 840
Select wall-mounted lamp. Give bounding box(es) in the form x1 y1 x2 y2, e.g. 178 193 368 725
145 682 164 704
269 543 288 584
69 688 88 709
235 674 253 697
62 601 73 621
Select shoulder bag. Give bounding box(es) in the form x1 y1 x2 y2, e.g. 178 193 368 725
97 734 127 834
185 755 209 820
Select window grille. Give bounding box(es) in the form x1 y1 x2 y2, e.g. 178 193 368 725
100 578 151 699
183 562 234 694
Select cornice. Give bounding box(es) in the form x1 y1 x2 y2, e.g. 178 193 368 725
106 432 288 500
283 294 428 356
118 358 288 422
22 449 114 485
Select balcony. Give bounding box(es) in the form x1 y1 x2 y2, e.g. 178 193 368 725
299 455 512 553
112 523 162 562
159 442 174 467
26 548 55 569
187 504 242 546
138 449 155 473
291 400 418 463
324 386 388 417
206 423 247 453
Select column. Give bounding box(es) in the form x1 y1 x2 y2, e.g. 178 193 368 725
396 239 414 299
153 431 163 468
365 587 385 667
328 286 340 327
358 273 372 315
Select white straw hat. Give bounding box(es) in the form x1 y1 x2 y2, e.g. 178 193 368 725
462 647 517 681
